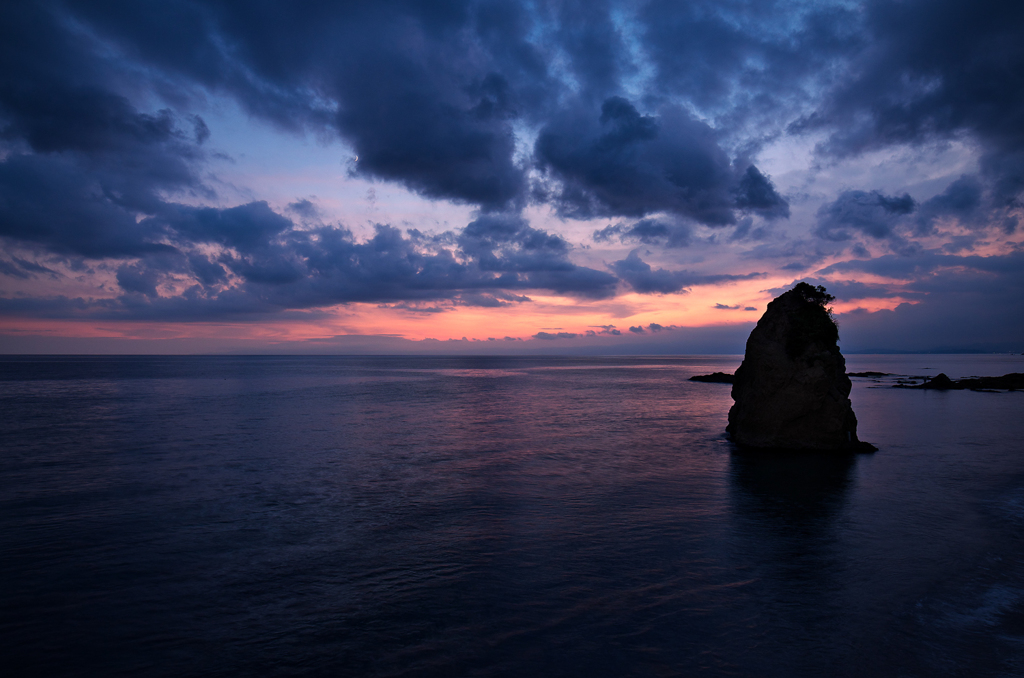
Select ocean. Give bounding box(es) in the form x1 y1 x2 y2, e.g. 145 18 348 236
2 354 1023 677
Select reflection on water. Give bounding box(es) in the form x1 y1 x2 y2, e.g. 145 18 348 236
730 450 855 524
725 452 858 675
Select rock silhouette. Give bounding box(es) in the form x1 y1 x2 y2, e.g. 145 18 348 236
897 372 1024 390
689 372 735 384
727 283 875 452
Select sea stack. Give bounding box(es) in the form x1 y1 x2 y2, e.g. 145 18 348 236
727 282 874 451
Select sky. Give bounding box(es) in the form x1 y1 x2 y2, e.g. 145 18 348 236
1 0 1023 354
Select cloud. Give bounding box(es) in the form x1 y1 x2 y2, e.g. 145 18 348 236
0 150 194 259
455 291 532 308
593 218 694 248
915 175 984 232
19 1 807 217
535 97 787 223
0 257 61 280
5 0 1012 222
831 252 1024 352
0 206 620 320
609 250 766 295
456 213 619 298
0 6 212 258
533 331 579 340
800 0 1024 207
814 176 1010 251
0 260 30 280
638 0 863 132
815 190 916 241
44 2 535 210
734 166 790 219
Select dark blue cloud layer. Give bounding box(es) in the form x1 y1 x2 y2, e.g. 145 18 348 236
5 1 1021 222
0 209 626 321
1 0 1023 343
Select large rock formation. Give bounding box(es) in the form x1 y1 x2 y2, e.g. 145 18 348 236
727 283 874 451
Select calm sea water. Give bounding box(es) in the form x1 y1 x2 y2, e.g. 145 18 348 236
2 354 1024 677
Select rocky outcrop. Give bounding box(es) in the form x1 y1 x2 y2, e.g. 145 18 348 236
897 372 1024 390
727 283 875 452
689 372 735 384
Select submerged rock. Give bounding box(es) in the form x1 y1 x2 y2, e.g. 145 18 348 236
727 283 875 452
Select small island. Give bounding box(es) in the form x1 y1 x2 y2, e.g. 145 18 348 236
725 283 876 452
895 372 1024 391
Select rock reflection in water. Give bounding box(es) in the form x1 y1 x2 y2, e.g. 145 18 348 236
726 450 858 675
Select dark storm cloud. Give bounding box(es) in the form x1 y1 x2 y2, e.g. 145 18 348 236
46 0 535 210
535 97 788 223
734 167 790 219
70 0 828 217
6 0 1018 221
58 0 816 216
0 74 210 258
593 219 693 248
815 190 916 241
914 175 986 234
0 154 181 258
801 0 1024 206
158 202 293 252
638 0 864 128
609 250 765 295
0 5 215 259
